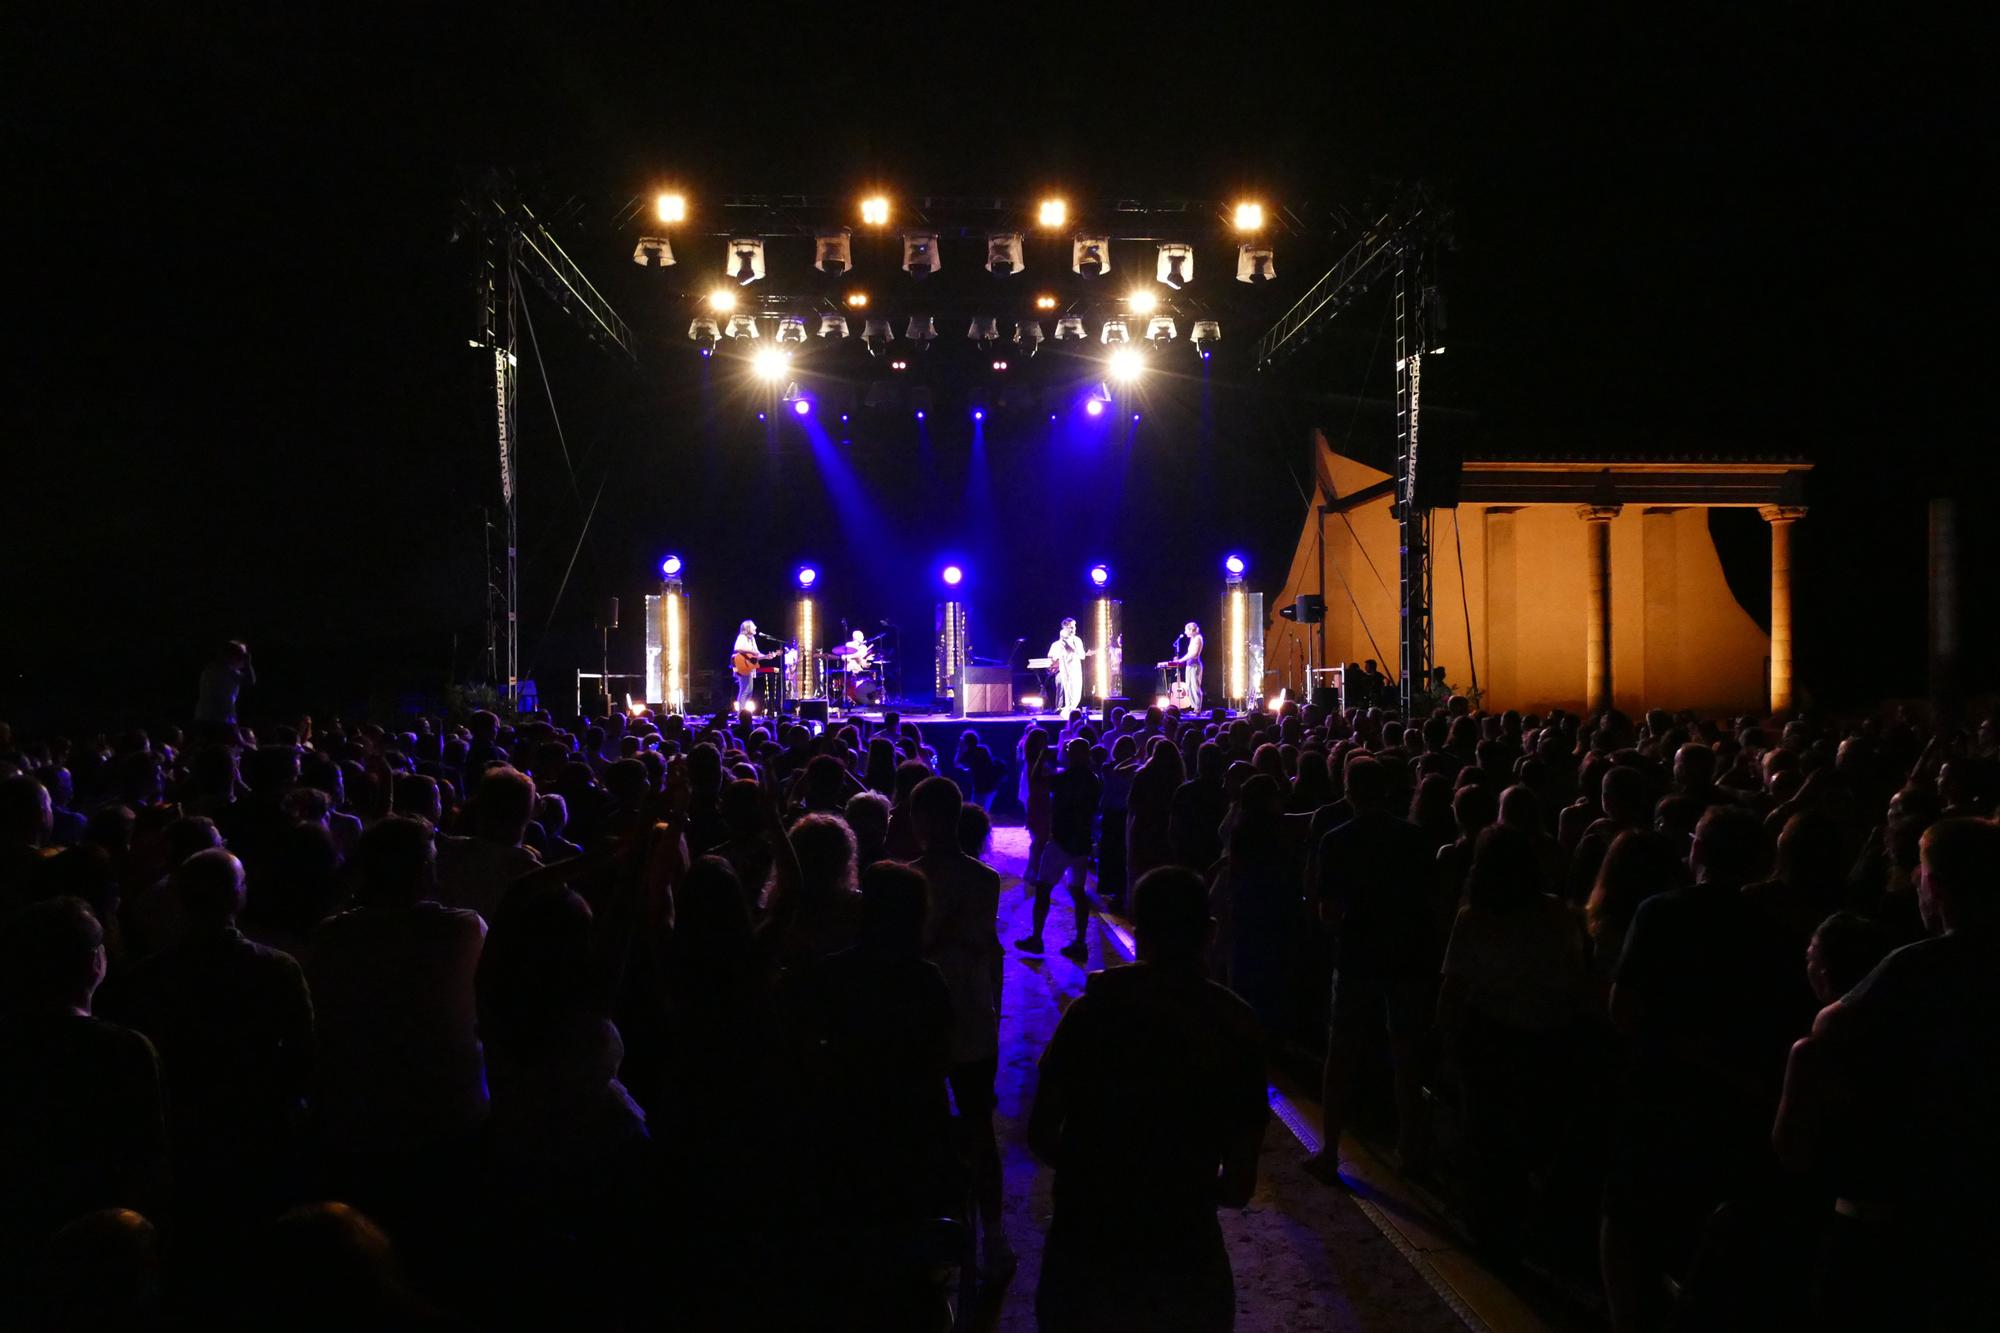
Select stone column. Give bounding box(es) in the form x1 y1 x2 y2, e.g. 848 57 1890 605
1759 505 1807 716
1578 505 1621 715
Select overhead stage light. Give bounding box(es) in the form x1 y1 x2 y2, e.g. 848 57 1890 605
986 232 1025 275
633 236 675 268
1054 315 1087 341
1100 319 1130 345
797 564 818 588
1085 398 1105 418
818 314 850 339
968 316 999 344
660 553 684 578
1145 317 1177 345
906 315 937 347
1108 347 1144 381
846 291 870 308
1128 290 1158 314
1236 244 1276 284
1224 553 1247 577
860 195 891 226
1233 202 1265 232
991 359 1009 371
1015 321 1044 354
814 229 853 275
708 289 738 313
903 232 941 279
688 317 720 347
728 237 766 285
1191 320 1222 358
1035 294 1059 311
792 397 813 417
1088 563 1110 588
753 347 790 381
656 192 688 224
775 315 808 345
1157 242 1194 289
725 314 760 340
1038 198 1067 229
1072 235 1111 278
890 358 909 371
941 564 964 587
863 318 894 355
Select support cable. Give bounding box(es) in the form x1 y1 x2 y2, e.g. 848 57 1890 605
1453 510 1478 699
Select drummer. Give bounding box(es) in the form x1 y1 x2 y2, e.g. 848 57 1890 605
839 629 876 671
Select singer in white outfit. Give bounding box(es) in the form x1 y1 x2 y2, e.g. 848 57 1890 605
1047 618 1090 714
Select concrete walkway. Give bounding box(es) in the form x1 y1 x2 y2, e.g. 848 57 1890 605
972 826 1495 1332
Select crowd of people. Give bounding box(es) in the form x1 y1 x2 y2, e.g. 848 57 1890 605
2 651 1996 1330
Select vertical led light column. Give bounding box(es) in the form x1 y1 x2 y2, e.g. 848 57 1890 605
935 563 967 702
794 565 822 699
653 554 689 714
1092 598 1122 702
1220 554 1264 712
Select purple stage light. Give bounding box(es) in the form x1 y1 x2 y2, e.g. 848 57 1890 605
700 346 713 358
1133 412 1141 421
1085 399 1104 417
840 413 850 422
973 408 985 421
792 398 812 416
1088 563 1110 587
916 409 926 421
796 565 818 589
1224 553 1246 576
941 564 964 587
660 554 684 578
757 411 766 421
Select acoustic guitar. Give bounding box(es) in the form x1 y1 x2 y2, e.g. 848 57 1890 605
732 649 778 677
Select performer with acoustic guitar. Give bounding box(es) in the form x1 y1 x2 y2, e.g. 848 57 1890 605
1046 617 1093 715
731 619 778 707
1156 620 1204 710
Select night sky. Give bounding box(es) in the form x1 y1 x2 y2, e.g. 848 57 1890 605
9 7 1988 729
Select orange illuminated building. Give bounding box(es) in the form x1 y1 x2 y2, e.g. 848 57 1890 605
1268 432 1812 717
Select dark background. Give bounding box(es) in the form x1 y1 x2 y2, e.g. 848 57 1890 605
7 6 1989 728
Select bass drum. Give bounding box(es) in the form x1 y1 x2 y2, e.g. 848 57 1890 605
850 677 884 707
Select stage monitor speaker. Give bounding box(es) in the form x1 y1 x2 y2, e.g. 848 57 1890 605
794 699 830 727
601 597 621 630
1292 593 1325 624
1102 696 1134 720
1311 686 1341 711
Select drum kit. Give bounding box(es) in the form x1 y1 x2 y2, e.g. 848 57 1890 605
823 635 890 707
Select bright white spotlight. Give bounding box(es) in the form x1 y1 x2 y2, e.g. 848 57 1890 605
1156 242 1194 289
707 288 738 313
727 237 766 285
1236 244 1276 284
1038 198 1067 229
985 232 1025 275
845 291 870 308
860 195 891 226
774 315 808 345
1100 319 1130 345
1054 315 1087 341
656 192 688 224
814 229 853 275
818 314 851 339
1233 201 1265 232
902 232 941 279
1145 317 1178 344
1108 347 1144 381
1072 235 1111 278
1128 289 1158 314
1035 293 1059 311
724 314 760 340
633 236 675 268
753 347 790 382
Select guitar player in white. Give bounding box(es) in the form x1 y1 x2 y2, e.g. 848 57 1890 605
1159 621 1204 710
